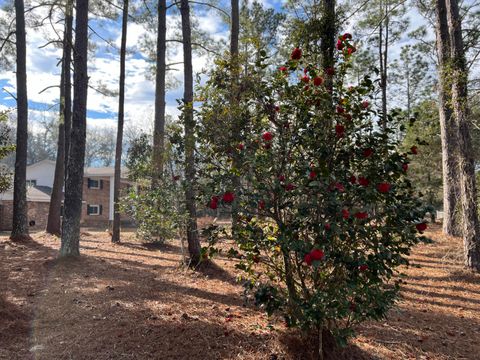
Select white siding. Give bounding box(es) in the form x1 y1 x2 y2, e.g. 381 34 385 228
26 160 56 188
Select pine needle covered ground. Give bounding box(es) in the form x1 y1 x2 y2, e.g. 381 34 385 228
1 224 479 359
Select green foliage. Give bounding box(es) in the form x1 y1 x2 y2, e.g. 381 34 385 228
198 36 430 346
122 130 185 243
401 100 443 209
0 110 14 192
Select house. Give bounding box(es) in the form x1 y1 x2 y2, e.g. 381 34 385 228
0 159 132 231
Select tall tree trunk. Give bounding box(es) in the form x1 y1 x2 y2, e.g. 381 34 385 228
10 0 30 241
60 0 89 257
152 0 167 185
46 0 73 236
435 0 461 236
446 0 480 271
112 0 129 243
230 0 241 235
320 0 335 89
46 49 67 236
180 0 201 266
64 0 73 170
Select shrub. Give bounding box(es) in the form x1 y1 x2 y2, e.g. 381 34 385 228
198 35 430 352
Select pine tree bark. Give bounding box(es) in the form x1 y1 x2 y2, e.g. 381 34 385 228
60 0 89 257
10 0 30 241
435 0 461 236
64 0 73 170
445 0 480 271
112 0 129 243
320 0 335 90
46 0 73 236
152 0 167 185
180 0 201 266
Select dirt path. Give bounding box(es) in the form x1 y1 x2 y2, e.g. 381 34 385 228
1 226 479 359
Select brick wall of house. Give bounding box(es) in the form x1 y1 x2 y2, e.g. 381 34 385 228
81 176 111 227
0 201 50 231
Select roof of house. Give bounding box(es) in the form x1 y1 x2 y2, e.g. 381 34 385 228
84 166 129 178
0 186 52 202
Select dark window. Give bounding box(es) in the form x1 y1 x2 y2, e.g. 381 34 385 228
87 204 101 215
87 178 100 189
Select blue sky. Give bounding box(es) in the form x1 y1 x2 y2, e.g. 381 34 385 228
0 0 432 134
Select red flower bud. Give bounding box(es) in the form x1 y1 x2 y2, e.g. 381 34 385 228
279 66 288 72
359 264 368 272
349 175 357 184
411 146 418 155
222 192 235 203
402 163 408 172
324 223 331 231
336 39 344 50
363 148 373 157
309 171 317 180
301 76 310 83
209 196 219 209
336 106 345 114
285 183 296 191
335 124 345 138
258 200 266 210
416 222 427 232
262 131 273 141
237 143 244 150
377 182 391 193
342 33 352 40
347 46 356 55
361 100 369 109
291 47 302 60
354 211 368 220
310 249 325 261
274 105 280 112
358 177 369 187
278 175 285 182
342 209 350 219
313 76 323 86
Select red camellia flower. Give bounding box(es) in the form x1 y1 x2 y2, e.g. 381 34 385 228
342 33 352 40
279 66 287 72
301 76 310 83
309 171 317 180
291 47 302 60
310 249 325 261
361 100 369 109
416 223 427 232
326 67 335 76
347 46 356 55
342 209 350 219
354 211 368 220
262 131 273 141
209 196 219 209
377 182 391 193
363 148 373 157
336 106 345 114
258 200 265 210
359 264 368 272
336 39 344 50
313 76 323 86
335 124 345 138
222 192 235 203
402 163 408 172
411 146 418 155
237 143 244 150
285 183 296 191
358 176 369 187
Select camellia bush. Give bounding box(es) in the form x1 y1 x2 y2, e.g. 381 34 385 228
198 35 430 355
